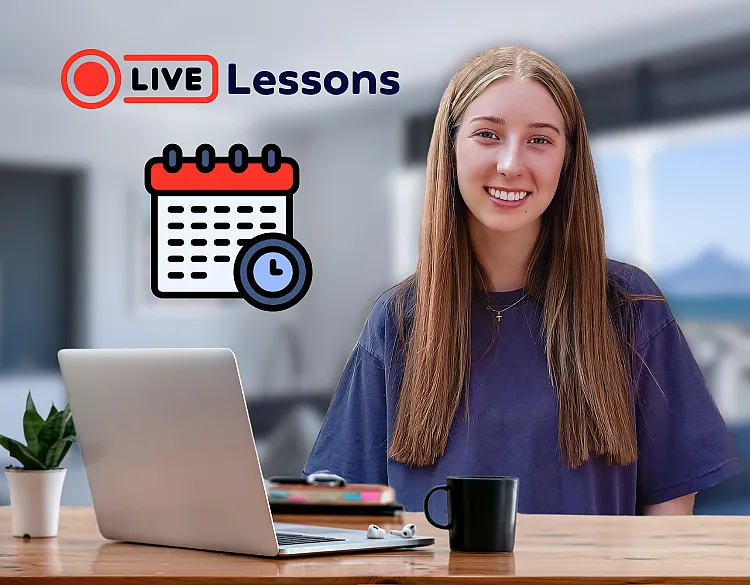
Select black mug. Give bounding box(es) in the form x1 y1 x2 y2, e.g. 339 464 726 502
424 476 519 552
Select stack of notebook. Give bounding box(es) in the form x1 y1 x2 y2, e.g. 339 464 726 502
265 480 403 515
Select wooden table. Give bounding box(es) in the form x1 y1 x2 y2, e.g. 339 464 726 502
1 506 750 584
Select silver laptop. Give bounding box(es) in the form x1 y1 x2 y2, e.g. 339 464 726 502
57 348 435 557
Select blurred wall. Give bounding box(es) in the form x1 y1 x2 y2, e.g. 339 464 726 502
246 111 403 391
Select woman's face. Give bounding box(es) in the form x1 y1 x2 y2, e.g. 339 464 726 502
455 77 567 237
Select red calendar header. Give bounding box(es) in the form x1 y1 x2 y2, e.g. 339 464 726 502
148 161 295 191
145 143 298 193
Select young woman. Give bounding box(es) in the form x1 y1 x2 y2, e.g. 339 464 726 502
303 46 743 520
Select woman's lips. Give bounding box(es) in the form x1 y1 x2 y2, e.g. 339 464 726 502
484 187 531 209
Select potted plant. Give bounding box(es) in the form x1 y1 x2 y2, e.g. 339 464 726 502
0 391 77 538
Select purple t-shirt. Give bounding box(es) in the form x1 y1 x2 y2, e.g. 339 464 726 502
303 259 743 520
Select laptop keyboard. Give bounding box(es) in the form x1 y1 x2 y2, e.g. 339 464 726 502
276 532 346 546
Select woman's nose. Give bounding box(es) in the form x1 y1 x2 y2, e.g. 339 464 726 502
496 141 524 178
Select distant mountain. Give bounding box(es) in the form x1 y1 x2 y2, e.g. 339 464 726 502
657 247 750 296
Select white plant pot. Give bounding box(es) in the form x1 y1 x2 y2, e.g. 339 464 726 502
4 467 66 538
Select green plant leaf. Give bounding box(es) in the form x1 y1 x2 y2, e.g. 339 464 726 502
44 438 73 469
48 403 58 418
61 403 72 433
37 408 71 461
63 413 76 440
25 391 39 416
0 434 14 455
23 393 45 456
0 435 46 470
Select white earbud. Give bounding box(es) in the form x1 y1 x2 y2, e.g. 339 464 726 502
366 524 386 539
390 523 417 538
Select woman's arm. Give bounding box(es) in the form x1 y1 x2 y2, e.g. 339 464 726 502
641 492 696 515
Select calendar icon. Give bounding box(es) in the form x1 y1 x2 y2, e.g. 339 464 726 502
144 143 313 311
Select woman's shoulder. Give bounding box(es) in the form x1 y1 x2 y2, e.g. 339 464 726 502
607 258 663 295
607 258 676 350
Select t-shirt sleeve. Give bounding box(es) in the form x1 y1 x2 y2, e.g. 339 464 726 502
635 317 744 507
302 341 389 485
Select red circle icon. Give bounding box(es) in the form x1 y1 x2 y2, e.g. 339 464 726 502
61 49 121 109
73 61 109 96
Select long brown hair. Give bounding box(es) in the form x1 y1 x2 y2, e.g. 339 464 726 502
388 46 664 469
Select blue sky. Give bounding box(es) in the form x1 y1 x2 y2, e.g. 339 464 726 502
594 131 750 276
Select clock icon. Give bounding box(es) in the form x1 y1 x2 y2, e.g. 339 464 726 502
233 233 313 311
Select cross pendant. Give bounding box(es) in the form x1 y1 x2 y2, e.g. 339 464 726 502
495 313 502 322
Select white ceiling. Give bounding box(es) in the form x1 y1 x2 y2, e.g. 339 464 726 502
3 0 750 124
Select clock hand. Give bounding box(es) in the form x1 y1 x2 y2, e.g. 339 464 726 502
270 258 284 276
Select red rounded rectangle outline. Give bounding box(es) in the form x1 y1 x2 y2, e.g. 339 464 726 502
122 54 219 104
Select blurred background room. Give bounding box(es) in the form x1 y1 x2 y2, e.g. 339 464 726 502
1 0 750 513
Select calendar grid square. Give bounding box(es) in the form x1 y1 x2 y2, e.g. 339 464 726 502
153 193 290 296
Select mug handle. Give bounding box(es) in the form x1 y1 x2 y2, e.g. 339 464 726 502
424 485 453 530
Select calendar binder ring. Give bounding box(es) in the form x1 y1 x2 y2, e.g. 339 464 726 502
261 143 281 173
195 143 216 173
228 143 249 173
162 144 183 173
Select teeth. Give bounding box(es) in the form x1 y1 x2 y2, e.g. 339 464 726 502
488 188 528 201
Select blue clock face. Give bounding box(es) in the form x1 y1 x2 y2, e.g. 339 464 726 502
252 252 294 293
234 234 313 311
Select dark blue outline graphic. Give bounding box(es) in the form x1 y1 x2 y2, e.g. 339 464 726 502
234 233 313 312
144 143 312 311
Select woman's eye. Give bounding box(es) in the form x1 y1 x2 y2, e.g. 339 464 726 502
475 131 497 139
530 137 551 145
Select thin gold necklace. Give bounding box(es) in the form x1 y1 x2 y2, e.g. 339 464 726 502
478 271 529 322
485 292 529 322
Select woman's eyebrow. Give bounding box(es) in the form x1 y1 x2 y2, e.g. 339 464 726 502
469 115 561 135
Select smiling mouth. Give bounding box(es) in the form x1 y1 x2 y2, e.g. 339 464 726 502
484 187 531 201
